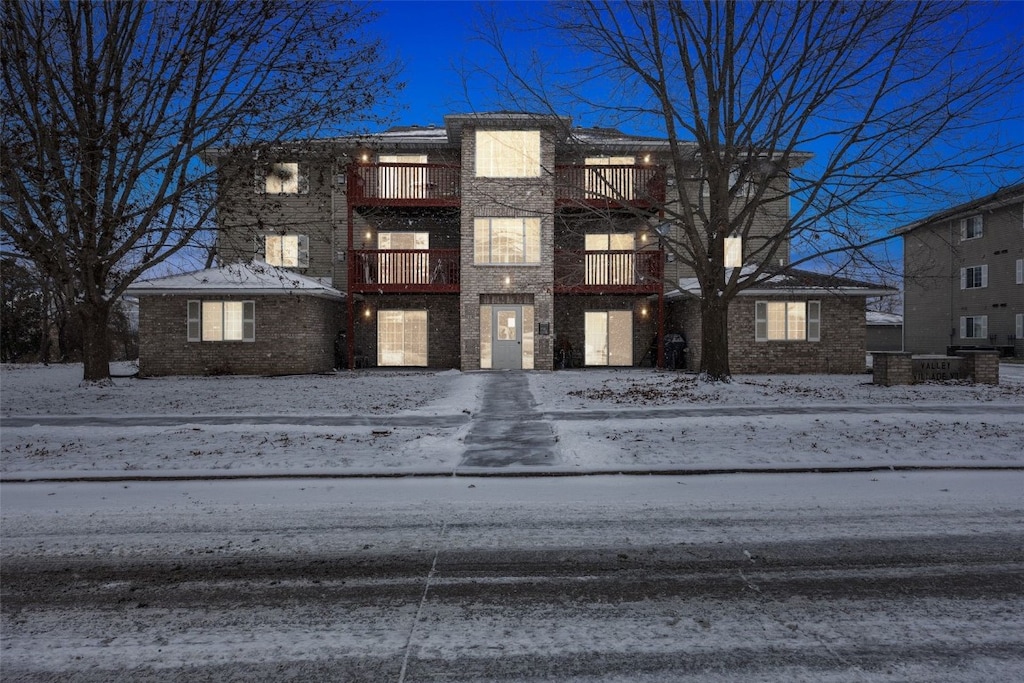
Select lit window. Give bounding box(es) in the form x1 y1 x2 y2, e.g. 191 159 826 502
585 234 635 285
585 311 633 366
265 235 309 268
960 315 988 339
377 232 430 284
585 157 635 199
475 130 540 178
724 236 743 268
474 217 541 264
259 162 308 195
755 301 820 341
960 265 988 290
378 154 428 199
187 300 255 342
377 310 427 366
960 215 983 240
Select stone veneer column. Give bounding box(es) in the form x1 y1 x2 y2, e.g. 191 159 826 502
956 349 1000 385
871 351 913 386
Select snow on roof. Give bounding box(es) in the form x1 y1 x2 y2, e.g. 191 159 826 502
867 311 903 326
126 261 344 300
891 181 1024 236
670 266 896 298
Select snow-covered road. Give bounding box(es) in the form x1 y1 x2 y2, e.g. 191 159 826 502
3 472 1023 681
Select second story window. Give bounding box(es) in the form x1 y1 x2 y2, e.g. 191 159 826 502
265 234 309 268
585 233 634 285
585 157 635 200
960 265 988 289
724 236 743 268
960 215 983 240
378 154 428 199
474 217 541 264
258 162 309 195
475 130 540 178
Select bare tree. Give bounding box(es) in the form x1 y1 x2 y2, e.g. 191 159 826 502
477 1 1022 380
1 0 400 381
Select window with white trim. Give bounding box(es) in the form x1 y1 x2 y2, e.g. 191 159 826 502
960 215 983 240
960 315 988 339
584 311 633 366
187 300 255 342
377 232 430 284
265 234 309 268
724 236 743 268
1016 259 1023 285
475 130 541 178
257 162 308 195
1016 313 1023 339
474 217 541 264
960 265 988 289
755 301 821 341
377 310 427 367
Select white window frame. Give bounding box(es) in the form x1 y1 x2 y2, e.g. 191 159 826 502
378 154 428 199
257 162 309 195
474 217 541 264
960 264 988 290
755 300 820 342
1016 313 1023 339
475 130 541 178
585 233 635 285
585 156 636 200
959 315 988 340
377 232 430 284
960 215 983 240
265 234 309 268
187 300 255 342
1016 259 1023 285
584 310 633 366
377 310 428 367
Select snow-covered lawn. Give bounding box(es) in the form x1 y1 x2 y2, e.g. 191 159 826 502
1 362 1022 478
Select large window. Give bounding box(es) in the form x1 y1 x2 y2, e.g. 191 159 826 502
960 265 988 290
378 232 429 284
258 162 308 195
960 315 988 340
475 130 540 178
724 236 743 268
378 310 427 366
585 311 633 366
585 233 635 285
265 234 309 268
585 156 635 199
755 301 821 342
960 215 983 240
378 154 428 199
474 217 541 264
187 300 255 342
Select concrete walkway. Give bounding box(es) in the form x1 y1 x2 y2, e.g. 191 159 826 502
460 372 557 467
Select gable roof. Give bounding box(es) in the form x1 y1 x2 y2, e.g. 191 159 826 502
892 181 1024 236
126 261 344 300
673 266 896 298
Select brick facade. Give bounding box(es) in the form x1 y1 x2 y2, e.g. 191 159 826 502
137 294 342 376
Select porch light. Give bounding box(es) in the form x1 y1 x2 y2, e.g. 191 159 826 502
643 154 651 163
504 275 511 286
361 153 369 163
363 306 372 319
640 306 649 318
365 231 373 241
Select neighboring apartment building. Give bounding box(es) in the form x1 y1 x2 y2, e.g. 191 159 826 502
895 182 1024 357
129 112 890 375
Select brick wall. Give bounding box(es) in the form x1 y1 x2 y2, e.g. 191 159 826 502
554 295 659 366
352 294 460 368
728 295 867 374
138 294 342 376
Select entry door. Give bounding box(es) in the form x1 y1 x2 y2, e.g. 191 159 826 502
492 306 523 370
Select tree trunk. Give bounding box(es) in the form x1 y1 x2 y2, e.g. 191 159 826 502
79 302 112 382
699 294 731 381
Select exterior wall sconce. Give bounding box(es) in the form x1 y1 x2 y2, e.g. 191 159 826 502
360 153 369 163
639 306 649 318
365 231 373 241
643 154 651 164
363 306 373 319
504 275 511 286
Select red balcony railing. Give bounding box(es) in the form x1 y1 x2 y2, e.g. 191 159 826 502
350 249 460 292
554 250 664 293
555 165 666 208
348 163 460 206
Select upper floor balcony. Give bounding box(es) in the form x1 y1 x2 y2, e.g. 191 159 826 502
347 163 460 207
555 249 664 294
349 248 460 293
346 162 667 210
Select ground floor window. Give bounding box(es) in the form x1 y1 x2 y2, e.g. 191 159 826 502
755 301 820 341
960 315 988 340
585 310 633 366
188 300 255 342
378 310 427 366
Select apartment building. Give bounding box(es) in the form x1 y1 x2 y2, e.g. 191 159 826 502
895 183 1024 357
129 112 889 375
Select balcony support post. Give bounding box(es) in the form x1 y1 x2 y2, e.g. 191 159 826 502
346 164 356 370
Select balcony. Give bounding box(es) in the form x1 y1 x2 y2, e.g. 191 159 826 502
347 163 460 207
555 164 667 209
350 249 460 293
554 250 664 294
